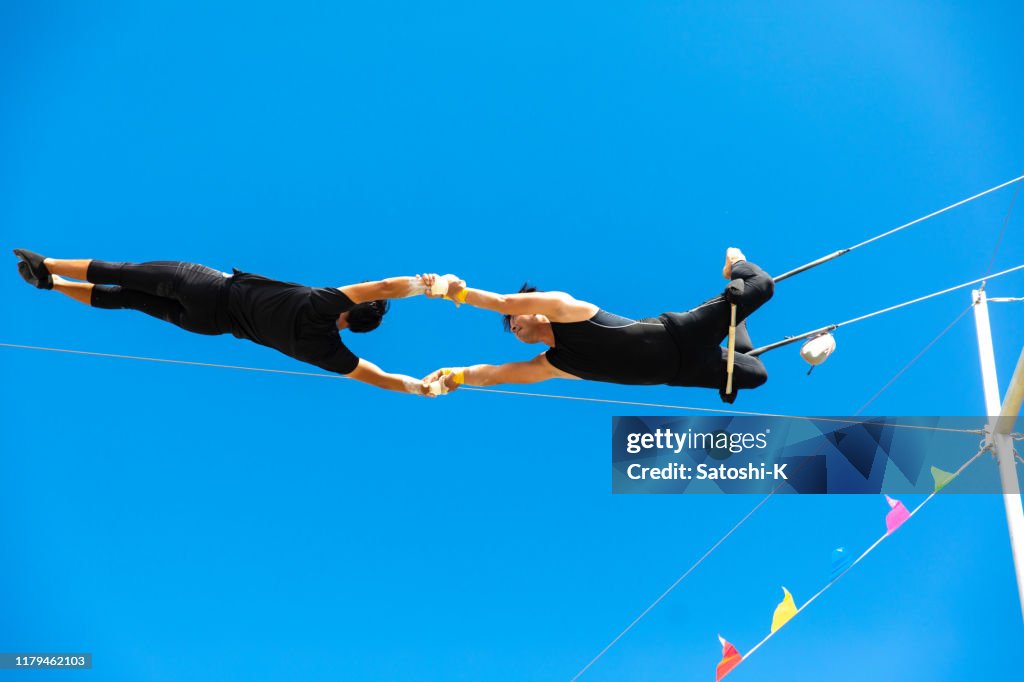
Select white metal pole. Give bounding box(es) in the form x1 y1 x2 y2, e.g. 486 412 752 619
972 289 1024 622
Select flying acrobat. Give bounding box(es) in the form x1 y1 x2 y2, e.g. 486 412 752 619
13 249 434 395
423 248 774 403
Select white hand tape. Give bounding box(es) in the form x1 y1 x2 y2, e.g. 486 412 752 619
430 279 450 296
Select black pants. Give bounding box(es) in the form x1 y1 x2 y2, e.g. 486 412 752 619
88 260 229 335
662 261 774 390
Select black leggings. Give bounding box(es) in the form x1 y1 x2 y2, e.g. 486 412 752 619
88 260 229 335
662 260 775 390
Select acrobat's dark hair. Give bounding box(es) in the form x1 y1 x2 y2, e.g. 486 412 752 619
502 282 539 332
348 299 390 333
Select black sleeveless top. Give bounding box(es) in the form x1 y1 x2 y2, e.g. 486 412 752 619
544 310 680 385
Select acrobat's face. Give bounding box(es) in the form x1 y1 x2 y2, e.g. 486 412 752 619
508 313 550 344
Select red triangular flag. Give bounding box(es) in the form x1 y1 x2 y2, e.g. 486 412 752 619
716 634 742 681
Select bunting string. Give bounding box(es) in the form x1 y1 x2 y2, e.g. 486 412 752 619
569 303 982 680
728 444 990 674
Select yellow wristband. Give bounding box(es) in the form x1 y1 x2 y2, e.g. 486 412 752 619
453 288 469 303
441 367 466 385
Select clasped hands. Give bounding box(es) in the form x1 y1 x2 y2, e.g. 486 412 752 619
413 273 469 398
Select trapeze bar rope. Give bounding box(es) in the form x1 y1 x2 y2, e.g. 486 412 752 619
696 174 1024 310
776 174 1024 282
748 262 1024 357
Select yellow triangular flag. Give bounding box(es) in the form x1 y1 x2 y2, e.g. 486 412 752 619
770 587 797 633
931 466 955 492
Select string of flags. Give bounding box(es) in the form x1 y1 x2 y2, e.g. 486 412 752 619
714 448 986 681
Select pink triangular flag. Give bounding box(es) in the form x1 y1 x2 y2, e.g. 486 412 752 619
885 495 910 534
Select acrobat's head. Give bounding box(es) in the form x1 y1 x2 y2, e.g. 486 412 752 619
338 299 390 333
502 283 551 345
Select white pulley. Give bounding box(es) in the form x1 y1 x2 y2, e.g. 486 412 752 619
800 333 836 369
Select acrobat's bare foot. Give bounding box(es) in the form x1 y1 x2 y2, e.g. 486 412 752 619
722 247 746 279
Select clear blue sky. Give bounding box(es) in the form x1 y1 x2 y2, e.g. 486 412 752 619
2 2 1022 680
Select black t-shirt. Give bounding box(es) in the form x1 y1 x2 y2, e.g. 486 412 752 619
545 310 680 385
225 270 360 375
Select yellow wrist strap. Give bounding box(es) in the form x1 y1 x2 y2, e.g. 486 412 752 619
442 368 466 385
453 288 469 303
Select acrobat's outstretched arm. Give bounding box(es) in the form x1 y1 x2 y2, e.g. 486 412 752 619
347 358 432 396
422 353 567 393
419 273 595 322
339 276 430 303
